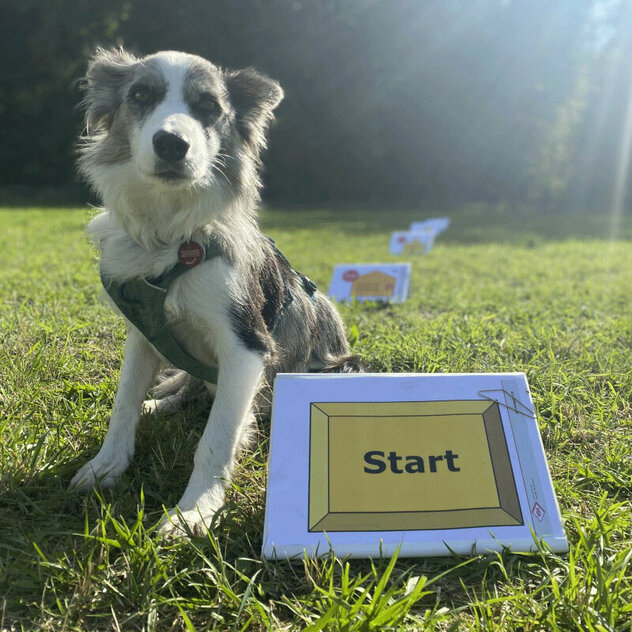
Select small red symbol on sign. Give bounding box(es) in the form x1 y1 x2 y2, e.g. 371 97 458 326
342 269 359 282
531 502 545 521
178 241 205 267
397 236 407 243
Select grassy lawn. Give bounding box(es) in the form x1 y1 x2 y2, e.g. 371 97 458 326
1 203 631 631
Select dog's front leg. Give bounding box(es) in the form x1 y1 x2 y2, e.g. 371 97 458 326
70 326 161 490
159 344 264 536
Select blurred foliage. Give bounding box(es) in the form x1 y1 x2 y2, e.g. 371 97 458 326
0 0 631 209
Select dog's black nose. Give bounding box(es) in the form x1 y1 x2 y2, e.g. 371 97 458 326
152 130 190 163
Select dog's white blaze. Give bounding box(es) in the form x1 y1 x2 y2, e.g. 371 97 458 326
134 54 214 183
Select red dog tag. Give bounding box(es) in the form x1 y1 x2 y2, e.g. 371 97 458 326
178 241 205 267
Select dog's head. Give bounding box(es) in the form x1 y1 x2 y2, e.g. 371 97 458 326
78 48 283 216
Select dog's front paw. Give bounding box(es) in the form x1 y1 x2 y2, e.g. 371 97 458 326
157 507 216 538
69 454 129 491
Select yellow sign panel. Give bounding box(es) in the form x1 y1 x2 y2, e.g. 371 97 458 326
309 401 523 532
351 271 396 298
402 238 427 255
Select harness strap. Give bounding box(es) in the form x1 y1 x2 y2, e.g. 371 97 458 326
101 241 223 383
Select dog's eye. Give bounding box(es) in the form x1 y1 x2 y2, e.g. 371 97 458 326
197 93 221 114
131 86 153 104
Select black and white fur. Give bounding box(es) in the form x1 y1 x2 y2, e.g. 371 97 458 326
70 48 358 535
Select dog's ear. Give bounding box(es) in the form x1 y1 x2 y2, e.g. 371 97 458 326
81 47 137 133
224 68 284 153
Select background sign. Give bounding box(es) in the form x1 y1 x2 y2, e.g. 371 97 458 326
328 264 411 303
410 217 451 234
389 231 435 255
262 373 567 559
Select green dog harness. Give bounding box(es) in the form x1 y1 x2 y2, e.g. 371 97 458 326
101 239 223 383
101 237 316 384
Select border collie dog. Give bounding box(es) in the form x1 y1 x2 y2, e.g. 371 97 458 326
71 48 358 535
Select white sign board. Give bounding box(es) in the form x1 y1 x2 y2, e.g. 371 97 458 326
389 231 435 255
410 217 450 234
262 372 567 559
327 263 410 303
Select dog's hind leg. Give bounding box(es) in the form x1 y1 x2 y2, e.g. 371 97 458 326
70 326 161 490
158 344 264 536
143 370 215 415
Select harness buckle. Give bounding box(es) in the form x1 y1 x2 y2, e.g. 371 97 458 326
143 278 168 293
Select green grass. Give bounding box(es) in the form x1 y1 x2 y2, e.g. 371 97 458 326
1 203 632 631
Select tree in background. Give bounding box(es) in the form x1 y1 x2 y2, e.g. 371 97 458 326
0 0 630 210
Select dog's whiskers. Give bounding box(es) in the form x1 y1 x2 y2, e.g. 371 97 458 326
211 160 231 185
213 153 230 169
